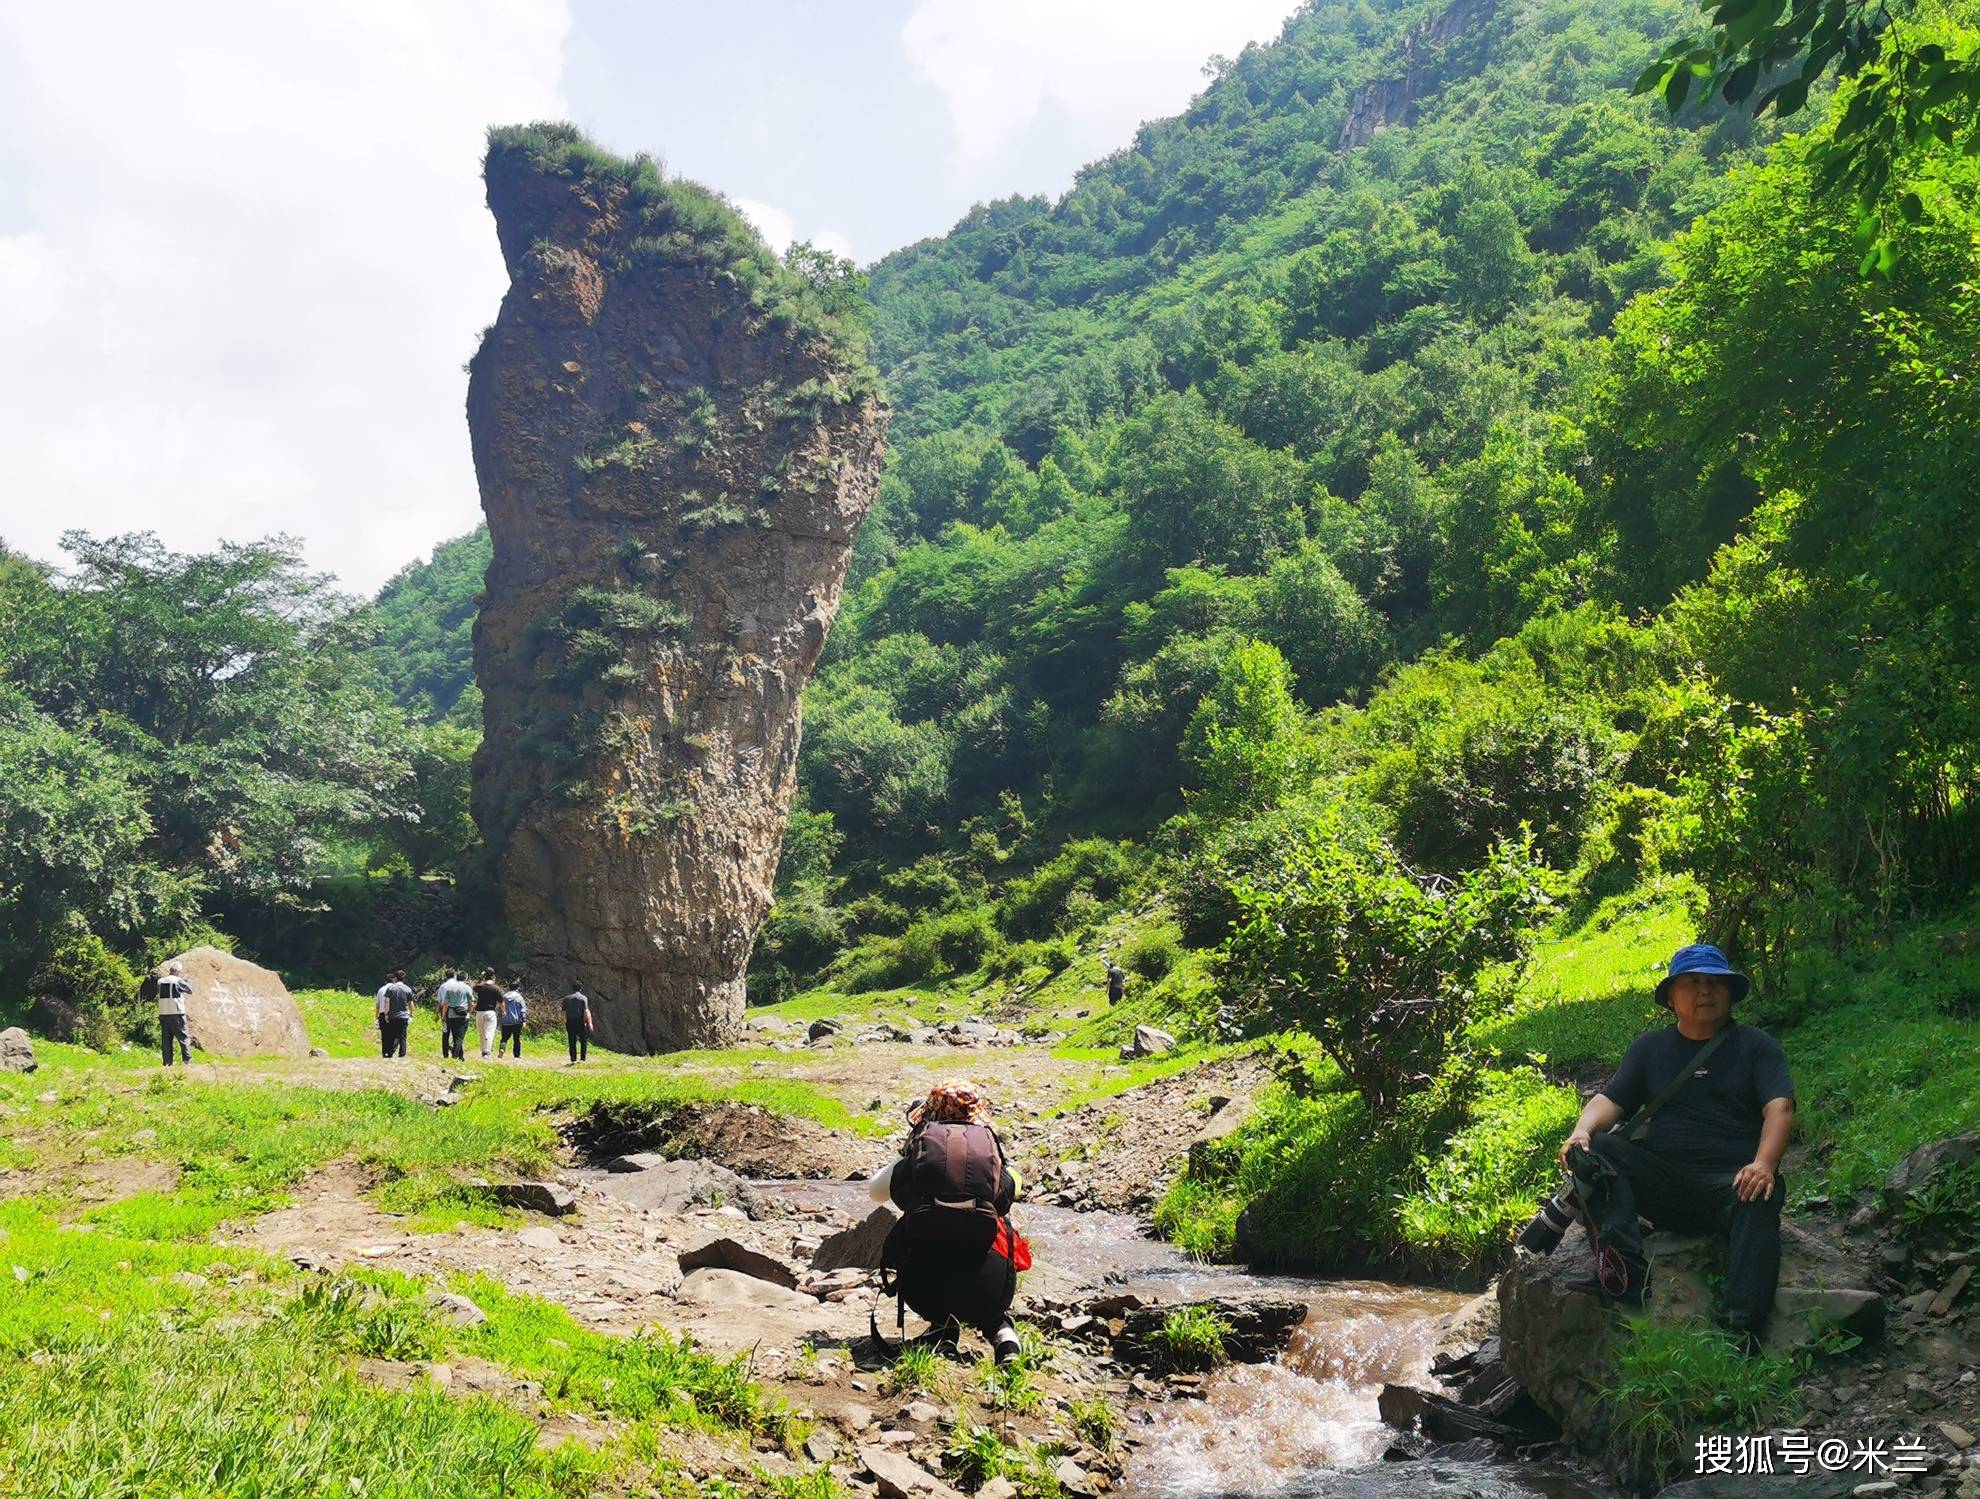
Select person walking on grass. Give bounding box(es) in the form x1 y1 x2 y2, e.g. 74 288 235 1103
375 969 414 1059
471 968 505 1060
498 976 527 1059
156 960 193 1067
436 970 473 1061
563 987 593 1064
1103 957 1126 1007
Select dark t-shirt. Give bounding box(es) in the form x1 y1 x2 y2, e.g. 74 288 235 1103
471 981 505 1012
1602 1022 1795 1176
382 982 414 1020
562 991 590 1022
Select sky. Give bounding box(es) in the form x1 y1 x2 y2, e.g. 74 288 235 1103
0 0 1302 595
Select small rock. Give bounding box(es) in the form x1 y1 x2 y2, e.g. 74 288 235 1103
1852 1484 1899 1497
493 1181 577 1216
359 1244 397 1258
131 1129 157 1144
606 1153 670 1173
1938 1423 1976 1450
860 1446 966 1499
901 1400 940 1425
843 1403 875 1432
170 1271 209 1291
426 1363 453 1389
805 1429 839 1463
1930 1264 1973 1316
516 1226 562 1251
309 1047 328 1058
678 1237 800 1289
880 1430 918 1448
808 1019 844 1043
978 1480 1019 1499
430 1292 487 1327
1052 1456 1099 1496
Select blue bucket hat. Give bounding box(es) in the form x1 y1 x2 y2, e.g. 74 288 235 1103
1655 943 1751 1009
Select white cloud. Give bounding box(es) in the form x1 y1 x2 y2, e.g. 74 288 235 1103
735 195 796 253
902 0 1299 168
736 196 856 266
0 0 571 594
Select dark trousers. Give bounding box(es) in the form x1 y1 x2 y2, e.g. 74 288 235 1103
160 1013 190 1066
443 1015 469 1060
894 1241 1017 1340
499 1023 523 1057
1582 1132 1782 1331
379 1017 408 1057
566 1019 588 1062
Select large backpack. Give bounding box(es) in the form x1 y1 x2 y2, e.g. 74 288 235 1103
887 1120 1014 1249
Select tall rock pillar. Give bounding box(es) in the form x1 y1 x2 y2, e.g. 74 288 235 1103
466 125 885 1052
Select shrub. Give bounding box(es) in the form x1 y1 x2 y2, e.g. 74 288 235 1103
1121 923 1181 981
1221 808 1550 1111
929 908 996 972
28 927 141 1046
998 839 1138 938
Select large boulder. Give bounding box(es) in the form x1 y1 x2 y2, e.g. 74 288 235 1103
1881 1131 1978 1216
0 1027 36 1072
465 125 886 1053
148 947 309 1059
1501 1222 1882 1468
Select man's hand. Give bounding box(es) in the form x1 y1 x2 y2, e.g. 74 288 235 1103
1557 1129 1592 1171
1733 1161 1776 1202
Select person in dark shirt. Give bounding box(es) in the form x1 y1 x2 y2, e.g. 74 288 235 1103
1554 943 1795 1336
471 969 506 1060
562 989 592 1064
1103 959 1126 1006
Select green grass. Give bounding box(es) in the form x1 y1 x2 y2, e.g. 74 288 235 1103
0 1029 889 1240
1609 1320 1800 1486
1471 880 1699 1079
1152 1304 1230 1370
0 1200 695 1495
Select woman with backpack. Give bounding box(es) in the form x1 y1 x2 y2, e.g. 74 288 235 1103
866 1081 1030 1363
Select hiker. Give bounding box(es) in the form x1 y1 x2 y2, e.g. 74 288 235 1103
867 1081 1030 1363
375 969 414 1059
471 968 505 1060
155 960 193 1067
436 970 473 1061
562 987 592 1063
1546 943 1794 1339
1103 958 1126 1006
498 976 527 1059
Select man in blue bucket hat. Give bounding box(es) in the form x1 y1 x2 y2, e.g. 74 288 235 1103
1550 943 1796 1339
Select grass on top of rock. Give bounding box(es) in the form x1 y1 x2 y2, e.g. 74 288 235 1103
1608 1320 1800 1485
1151 1304 1231 1371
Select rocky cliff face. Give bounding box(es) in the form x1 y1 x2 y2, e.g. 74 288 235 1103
1337 0 1498 149
466 125 886 1053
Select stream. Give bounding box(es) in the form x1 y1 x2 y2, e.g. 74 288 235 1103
759 1182 1607 1499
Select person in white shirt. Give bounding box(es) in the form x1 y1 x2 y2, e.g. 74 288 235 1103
435 971 473 1060
156 961 193 1067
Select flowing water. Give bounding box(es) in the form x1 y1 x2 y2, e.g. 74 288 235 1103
760 1182 1607 1498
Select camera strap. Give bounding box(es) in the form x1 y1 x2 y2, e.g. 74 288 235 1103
1622 1022 1738 1143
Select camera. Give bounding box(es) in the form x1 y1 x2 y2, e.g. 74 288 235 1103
1515 1187 1580 1255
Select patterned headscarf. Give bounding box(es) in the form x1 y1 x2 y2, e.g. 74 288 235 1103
910 1080 992 1127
